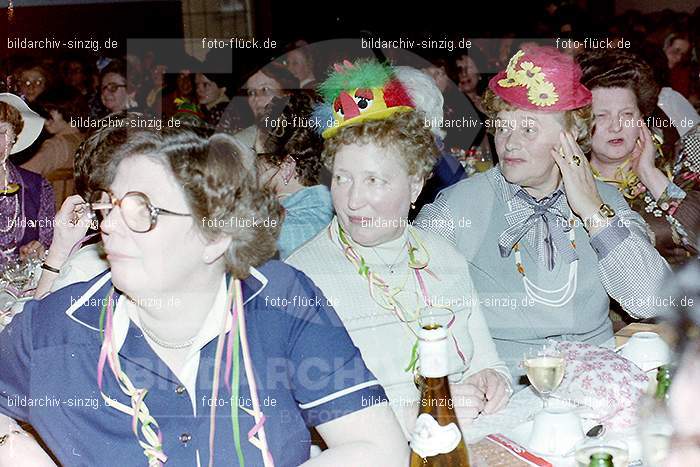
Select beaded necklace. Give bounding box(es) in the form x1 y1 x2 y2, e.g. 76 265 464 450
512 215 578 307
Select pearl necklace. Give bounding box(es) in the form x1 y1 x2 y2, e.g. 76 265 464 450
142 325 195 349
513 215 578 307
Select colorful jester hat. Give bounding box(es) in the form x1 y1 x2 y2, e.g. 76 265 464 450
314 59 415 139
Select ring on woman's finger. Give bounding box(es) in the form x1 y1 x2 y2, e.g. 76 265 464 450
572 154 581 166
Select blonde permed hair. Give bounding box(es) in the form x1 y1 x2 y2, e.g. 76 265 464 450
483 89 593 154
322 110 438 180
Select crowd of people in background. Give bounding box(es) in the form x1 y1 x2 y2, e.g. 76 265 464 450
0 5 698 198
0 2 699 466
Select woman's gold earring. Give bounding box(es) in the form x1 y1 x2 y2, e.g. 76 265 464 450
411 202 416 210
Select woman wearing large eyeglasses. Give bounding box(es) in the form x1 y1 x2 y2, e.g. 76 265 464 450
0 126 408 466
100 59 139 116
16 64 50 104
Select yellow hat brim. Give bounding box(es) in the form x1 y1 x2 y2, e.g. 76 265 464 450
322 106 414 139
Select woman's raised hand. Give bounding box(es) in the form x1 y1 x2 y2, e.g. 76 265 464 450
47 195 93 267
550 130 604 224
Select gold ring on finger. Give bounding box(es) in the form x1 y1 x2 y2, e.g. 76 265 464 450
572 155 581 166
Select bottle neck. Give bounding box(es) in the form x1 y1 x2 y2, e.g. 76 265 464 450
588 452 614 467
418 326 449 378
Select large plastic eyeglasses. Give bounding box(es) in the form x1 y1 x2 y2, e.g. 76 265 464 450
88 190 191 233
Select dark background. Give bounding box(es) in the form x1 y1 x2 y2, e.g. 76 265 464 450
1 0 620 53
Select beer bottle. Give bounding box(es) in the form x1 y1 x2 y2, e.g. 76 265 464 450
588 452 614 467
409 324 469 467
654 365 672 401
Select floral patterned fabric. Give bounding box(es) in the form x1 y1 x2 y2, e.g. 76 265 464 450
555 341 649 431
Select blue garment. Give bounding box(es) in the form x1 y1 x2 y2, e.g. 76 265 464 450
279 185 334 259
0 261 385 466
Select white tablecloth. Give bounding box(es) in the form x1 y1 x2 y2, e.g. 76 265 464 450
462 362 643 466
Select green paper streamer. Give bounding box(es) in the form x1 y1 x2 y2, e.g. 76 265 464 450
404 339 419 374
230 324 245 467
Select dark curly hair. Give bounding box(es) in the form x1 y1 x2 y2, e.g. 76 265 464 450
87 126 282 278
255 92 324 186
576 49 660 117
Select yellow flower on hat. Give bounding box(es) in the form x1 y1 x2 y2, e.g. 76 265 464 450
506 50 525 73
498 50 525 87
498 74 519 88
528 81 559 107
515 61 544 87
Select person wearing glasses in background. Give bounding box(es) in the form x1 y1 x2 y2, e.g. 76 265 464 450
15 63 50 104
99 59 140 116
0 125 409 467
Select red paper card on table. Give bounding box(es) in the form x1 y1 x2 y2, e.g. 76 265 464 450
485 434 553 467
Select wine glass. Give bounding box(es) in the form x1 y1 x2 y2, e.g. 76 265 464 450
523 345 566 409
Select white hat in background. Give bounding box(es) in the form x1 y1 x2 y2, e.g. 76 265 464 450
0 93 45 154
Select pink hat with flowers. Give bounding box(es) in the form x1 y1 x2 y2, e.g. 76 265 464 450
488 46 591 111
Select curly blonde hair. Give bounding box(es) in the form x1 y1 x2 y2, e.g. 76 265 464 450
483 90 593 154
322 110 438 180
95 127 283 278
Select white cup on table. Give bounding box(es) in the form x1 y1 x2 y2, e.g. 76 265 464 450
618 332 671 372
529 406 584 456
